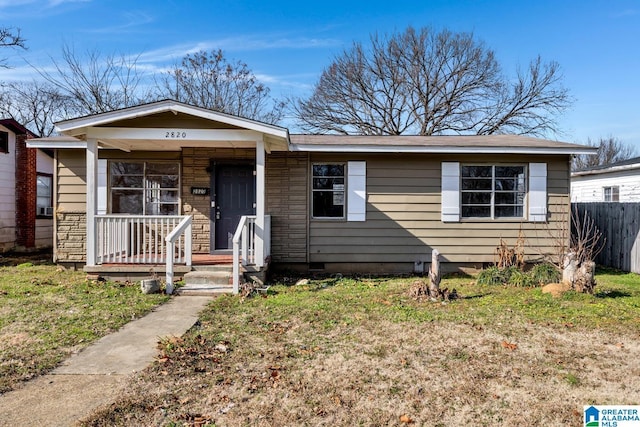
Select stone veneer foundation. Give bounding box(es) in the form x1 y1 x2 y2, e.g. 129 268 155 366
55 212 86 263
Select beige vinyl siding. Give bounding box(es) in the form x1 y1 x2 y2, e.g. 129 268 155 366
309 153 570 264
55 150 86 262
266 152 309 262
56 149 87 212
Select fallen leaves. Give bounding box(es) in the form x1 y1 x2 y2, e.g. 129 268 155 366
501 340 518 351
400 414 414 424
177 413 213 427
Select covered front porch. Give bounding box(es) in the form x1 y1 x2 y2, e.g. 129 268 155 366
86 213 270 293
28 101 290 293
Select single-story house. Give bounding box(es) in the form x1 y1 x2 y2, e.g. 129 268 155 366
27 100 595 292
0 118 54 252
571 156 640 202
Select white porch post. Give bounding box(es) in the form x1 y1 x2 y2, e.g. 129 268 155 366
86 138 98 266
255 139 265 267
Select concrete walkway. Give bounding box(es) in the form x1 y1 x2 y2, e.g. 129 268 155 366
0 295 212 426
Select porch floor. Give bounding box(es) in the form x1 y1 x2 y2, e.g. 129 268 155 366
192 254 233 265
96 254 233 268
86 254 233 280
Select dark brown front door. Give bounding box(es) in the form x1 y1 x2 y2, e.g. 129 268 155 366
212 164 255 251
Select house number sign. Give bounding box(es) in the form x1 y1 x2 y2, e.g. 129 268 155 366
190 187 210 196
165 131 188 138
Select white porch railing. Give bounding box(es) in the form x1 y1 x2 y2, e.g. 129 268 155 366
232 215 270 294
95 215 192 265
165 215 193 295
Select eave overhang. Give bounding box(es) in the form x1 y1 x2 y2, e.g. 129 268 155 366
572 162 640 177
290 144 598 155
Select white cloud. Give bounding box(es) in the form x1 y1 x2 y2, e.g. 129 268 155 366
254 72 314 91
80 11 155 34
0 63 44 81
47 0 91 6
135 34 341 66
0 0 89 9
0 0 35 8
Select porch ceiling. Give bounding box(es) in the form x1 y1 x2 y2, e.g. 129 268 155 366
90 128 288 152
97 138 261 152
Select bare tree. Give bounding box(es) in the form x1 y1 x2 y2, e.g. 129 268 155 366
572 136 637 170
294 27 570 136
537 205 604 294
0 27 26 68
156 49 285 124
37 44 151 115
563 206 605 294
0 80 75 136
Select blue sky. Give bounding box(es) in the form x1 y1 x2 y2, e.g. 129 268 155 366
0 0 639 147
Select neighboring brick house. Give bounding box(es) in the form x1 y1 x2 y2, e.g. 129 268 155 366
0 118 53 252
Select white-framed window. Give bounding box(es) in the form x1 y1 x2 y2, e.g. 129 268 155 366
311 161 367 221
461 165 526 219
603 186 619 202
109 161 180 215
36 173 53 217
442 161 546 222
312 163 345 219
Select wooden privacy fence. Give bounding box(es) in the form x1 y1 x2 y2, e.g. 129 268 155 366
573 203 640 273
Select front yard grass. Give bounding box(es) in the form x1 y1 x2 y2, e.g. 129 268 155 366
81 268 640 426
0 259 168 394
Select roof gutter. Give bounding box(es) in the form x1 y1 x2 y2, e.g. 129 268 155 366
290 144 598 155
572 162 640 177
27 138 87 149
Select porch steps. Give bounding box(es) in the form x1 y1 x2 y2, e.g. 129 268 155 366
177 266 233 296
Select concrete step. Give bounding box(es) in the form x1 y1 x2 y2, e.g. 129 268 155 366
175 283 233 296
190 264 234 272
183 270 231 286
179 268 234 296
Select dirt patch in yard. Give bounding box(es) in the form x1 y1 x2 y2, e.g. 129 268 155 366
0 332 38 347
0 249 53 267
80 308 640 426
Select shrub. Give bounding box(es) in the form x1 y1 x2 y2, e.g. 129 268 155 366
509 268 535 287
529 262 561 285
477 265 543 287
477 266 512 286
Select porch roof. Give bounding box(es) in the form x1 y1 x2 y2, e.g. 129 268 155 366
28 100 290 152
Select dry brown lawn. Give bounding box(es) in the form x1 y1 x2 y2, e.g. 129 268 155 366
80 274 640 426
0 253 168 393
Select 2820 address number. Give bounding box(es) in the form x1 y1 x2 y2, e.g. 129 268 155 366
165 131 187 138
